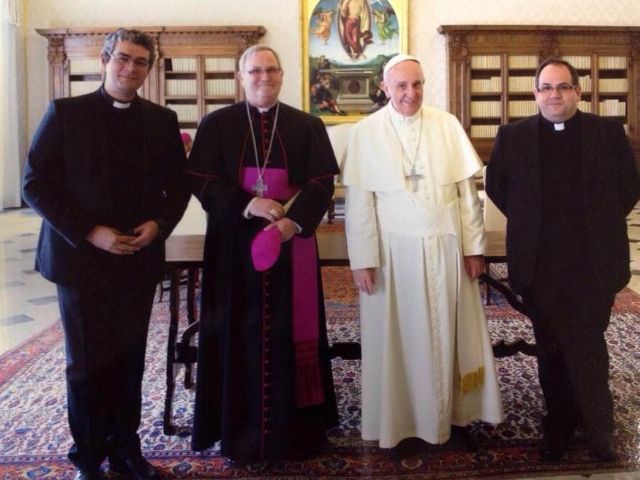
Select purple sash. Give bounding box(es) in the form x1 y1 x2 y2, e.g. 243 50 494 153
241 167 324 407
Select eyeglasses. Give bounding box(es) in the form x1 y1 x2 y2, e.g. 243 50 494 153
244 67 281 77
536 83 577 95
110 52 151 69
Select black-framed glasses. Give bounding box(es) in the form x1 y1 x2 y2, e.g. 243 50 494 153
245 67 281 77
110 52 151 69
536 83 578 95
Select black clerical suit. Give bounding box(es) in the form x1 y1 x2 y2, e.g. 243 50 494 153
187 102 340 462
22 88 189 471
486 111 640 450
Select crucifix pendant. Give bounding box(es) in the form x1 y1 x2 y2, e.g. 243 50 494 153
406 168 424 192
252 177 268 197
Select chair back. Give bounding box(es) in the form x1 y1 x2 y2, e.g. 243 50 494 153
327 123 353 173
482 166 507 232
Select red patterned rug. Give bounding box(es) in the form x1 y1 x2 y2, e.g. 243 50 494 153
1 266 639 479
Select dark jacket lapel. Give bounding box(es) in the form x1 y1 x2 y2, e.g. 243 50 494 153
139 98 154 197
524 115 541 209
577 111 597 207
87 90 110 180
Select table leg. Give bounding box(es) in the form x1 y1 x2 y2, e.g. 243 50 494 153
163 268 181 435
479 273 537 357
183 267 199 389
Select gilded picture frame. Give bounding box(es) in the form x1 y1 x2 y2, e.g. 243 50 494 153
301 0 408 124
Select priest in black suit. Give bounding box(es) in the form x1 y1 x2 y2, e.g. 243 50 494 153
23 28 189 480
486 58 640 463
187 45 340 465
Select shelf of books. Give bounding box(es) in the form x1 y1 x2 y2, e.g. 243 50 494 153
469 55 502 138
162 57 199 131
505 55 537 122
203 56 237 117
162 56 238 130
597 55 628 133
469 55 502 94
507 55 537 95
439 25 640 162
561 54 628 130
467 52 631 140
562 55 592 95
37 26 267 145
68 57 102 97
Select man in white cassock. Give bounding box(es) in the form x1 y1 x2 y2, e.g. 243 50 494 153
342 55 503 450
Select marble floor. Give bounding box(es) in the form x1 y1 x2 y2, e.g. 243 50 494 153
0 199 207 356
1 204 640 479
0 208 59 355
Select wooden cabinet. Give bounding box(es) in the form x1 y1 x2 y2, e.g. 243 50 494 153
37 26 266 135
438 25 640 162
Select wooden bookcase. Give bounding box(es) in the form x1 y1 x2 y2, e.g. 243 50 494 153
438 25 640 162
37 26 266 136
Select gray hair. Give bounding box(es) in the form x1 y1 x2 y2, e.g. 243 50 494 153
101 28 155 68
238 44 282 72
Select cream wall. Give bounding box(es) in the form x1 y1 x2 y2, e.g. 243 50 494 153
1 1 27 209
26 0 640 141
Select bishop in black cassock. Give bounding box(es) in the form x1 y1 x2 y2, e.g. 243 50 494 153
187 45 340 464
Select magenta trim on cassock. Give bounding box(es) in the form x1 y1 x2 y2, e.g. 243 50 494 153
241 167 298 201
241 167 324 407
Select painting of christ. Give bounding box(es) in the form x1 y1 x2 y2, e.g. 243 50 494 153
302 0 408 123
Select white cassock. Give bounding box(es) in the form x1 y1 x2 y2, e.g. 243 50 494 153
342 104 503 448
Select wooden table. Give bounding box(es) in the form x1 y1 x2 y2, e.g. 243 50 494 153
162 231 352 434
165 231 350 266
162 229 533 434
483 230 525 311
481 230 535 358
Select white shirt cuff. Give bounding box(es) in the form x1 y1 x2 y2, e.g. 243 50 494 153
243 197 259 218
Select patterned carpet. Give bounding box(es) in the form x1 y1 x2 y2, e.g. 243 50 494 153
1 266 640 479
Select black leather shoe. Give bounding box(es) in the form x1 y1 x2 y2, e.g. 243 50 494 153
391 437 429 458
451 425 479 452
73 470 103 480
539 433 568 462
591 436 618 462
109 454 159 479
223 457 247 468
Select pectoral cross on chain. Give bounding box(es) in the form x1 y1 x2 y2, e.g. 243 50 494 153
406 167 424 192
252 177 268 197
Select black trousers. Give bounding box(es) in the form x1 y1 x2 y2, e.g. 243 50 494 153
522 280 615 447
56 271 157 471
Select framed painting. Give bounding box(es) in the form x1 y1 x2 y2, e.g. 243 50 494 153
301 0 408 124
